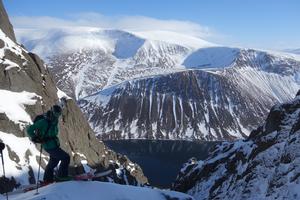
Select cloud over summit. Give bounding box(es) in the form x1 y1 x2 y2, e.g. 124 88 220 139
11 12 215 40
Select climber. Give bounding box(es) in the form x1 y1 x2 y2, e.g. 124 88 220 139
27 104 71 183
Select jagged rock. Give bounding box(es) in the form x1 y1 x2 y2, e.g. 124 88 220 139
263 105 286 135
0 0 16 42
296 90 300 97
172 94 300 200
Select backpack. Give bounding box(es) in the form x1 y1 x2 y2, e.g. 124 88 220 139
30 114 52 143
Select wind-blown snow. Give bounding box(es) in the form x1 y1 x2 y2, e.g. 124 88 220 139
23 28 115 57
0 90 40 126
3 181 194 200
133 30 214 50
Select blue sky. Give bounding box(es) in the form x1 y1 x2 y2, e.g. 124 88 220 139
3 0 300 50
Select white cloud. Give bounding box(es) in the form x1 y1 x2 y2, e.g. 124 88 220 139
11 12 216 39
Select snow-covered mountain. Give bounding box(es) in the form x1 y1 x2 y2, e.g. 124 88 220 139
18 28 214 99
172 91 300 199
18 26 300 141
284 48 300 55
3 181 194 200
0 0 148 194
78 49 300 140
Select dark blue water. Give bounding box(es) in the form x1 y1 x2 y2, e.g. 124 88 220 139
103 140 219 188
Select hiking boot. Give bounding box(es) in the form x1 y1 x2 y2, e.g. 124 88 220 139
40 180 54 185
55 175 73 182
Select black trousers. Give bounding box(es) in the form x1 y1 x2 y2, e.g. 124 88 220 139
43 147 70 182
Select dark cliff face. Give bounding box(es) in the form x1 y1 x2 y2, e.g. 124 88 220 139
172 92 300 200
77 47 300 141
0 0 16 42
0 1 147 192
79 69 275 141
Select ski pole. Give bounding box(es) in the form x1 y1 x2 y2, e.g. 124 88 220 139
34 99 44 195
35 145 43 195
0 146 8 200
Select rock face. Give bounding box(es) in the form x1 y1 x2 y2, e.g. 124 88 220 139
172 92 300 200
0 0 147 193
20 27 300 141
0 0 16 42
79 70 259 140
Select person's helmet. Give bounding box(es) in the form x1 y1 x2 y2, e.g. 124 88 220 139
52 105 62 117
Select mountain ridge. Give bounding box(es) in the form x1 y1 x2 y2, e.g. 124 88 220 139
17 26 300 141
172 91 300 199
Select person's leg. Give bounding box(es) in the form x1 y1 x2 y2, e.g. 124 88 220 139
43 155 59 182
44 148 70 180
55 148 70 177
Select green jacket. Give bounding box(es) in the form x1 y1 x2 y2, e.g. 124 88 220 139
27 117 60 150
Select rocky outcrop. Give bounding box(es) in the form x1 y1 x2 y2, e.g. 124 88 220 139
0 0 16 42
0 0 147 192
172 91 300 200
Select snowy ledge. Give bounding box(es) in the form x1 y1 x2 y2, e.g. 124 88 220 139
3 181 194 200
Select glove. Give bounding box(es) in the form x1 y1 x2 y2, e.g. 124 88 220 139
31 136 43 143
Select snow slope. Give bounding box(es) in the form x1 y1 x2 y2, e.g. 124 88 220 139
183 47 240 69
3 181 194 200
